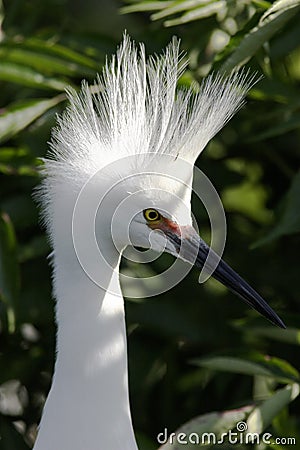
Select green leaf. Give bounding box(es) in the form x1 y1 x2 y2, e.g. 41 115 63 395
158 383 299 450
151 0 217 21
192 355 300 383
0 61 69 90
0 212 20 332
24 37 100 71
249 326 300 345
254 171 300 246
0 95 65 143
252 0 272 8
217 0 300 72
158 385 299 448
164 2 226 27
158 405 252 449
122 0 226 26
120 1 172 14
0 38 99 77
247 383 300 433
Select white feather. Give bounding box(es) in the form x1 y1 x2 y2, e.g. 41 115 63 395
34 34 258 450
42 34 255 183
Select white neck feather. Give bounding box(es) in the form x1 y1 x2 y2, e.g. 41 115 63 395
33 189 138 450
34 35 254 450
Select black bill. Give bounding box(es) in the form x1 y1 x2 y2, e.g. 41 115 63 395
165 228 285 329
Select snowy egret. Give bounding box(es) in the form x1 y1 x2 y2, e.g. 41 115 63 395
34 35 285 450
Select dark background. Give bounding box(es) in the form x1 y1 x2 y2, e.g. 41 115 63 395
0 0 300 448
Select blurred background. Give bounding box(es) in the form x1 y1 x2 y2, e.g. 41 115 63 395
0 0 300 449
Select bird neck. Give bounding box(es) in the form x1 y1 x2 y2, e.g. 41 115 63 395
34 189 138 450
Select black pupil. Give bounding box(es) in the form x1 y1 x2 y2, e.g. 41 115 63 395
149 210 158 220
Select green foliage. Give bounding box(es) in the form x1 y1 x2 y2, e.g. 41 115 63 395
216 0 300 71
0 96 65 143
121 0 227 27
0 0 300 448
159 383 299 449
0 212 19 333
254 171 300 245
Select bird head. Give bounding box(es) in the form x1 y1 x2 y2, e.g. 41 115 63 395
41 34 285 329
105 153 193 251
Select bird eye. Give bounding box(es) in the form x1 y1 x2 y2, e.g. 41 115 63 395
143 208 161 222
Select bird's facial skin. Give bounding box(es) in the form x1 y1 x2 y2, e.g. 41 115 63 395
143 208 180 236
143 208 286 329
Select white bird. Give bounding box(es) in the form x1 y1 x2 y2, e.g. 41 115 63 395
33 34 285 450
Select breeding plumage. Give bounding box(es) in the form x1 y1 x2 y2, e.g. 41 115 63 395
34 34 284 450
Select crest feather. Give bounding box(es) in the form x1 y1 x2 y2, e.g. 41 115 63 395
46 34 256 181
37 34 257 241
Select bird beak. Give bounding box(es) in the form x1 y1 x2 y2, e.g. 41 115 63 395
157 222 285 329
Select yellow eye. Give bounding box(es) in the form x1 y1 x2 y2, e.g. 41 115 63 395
143 208 161 222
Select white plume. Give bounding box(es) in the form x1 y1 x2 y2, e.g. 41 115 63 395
46 34 255 176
